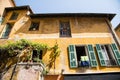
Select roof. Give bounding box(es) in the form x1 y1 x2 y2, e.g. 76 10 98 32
115 23 120 30
2 5 33 17
30 13 116 21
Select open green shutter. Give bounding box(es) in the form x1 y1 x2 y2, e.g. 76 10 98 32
96 44 106 66
111 43 120 65
68 45 78 68
87 45 97 67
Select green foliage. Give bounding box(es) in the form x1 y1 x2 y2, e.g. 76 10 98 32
33 58 41 62
0 39 49 72
47 42 61 70
0 39 61 75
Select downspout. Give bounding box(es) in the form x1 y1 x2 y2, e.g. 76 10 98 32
105 18 120 49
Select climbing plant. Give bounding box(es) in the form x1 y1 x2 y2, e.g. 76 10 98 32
0 39 49 73
0 39 61 76
47 42 61 73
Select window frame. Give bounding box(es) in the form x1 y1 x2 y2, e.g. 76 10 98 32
96 44 118 66
9 12 19 20
59 21 71 37
1 23 13 39
68 44 97 68
29 22 40 31
32 50 43 62
111 43 120 65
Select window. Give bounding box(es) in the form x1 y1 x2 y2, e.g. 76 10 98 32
60 22 71 37
32 50 43 62
96 44 117 66
9 12 19 20
0 16 3 24
29 22 39 31
111 43 120 65
68 44 97 68
1 23 13 38
76 46 89 67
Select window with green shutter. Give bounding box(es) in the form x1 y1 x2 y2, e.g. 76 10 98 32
75 45 90 67
87 45 97 67
0 17 4 24
96 44 106 66
1 23 13 38
68 45 78 68
111 43 120 65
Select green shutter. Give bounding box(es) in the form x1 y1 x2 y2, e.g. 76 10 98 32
68 45 78 68
2 24 12 38
111 43 120 65
96 44 106 66
87 45 97 67
0 17 3 24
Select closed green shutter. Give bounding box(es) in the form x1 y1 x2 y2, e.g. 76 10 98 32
87 45 97 67
111 43 120 65
68 45 78 68
2 24 12 38
0 17 3 24
96 44 106 66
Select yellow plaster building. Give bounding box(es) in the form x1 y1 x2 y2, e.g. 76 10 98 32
0 6 120 80
0 0 15 16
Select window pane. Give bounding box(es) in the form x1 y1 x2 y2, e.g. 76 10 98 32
29 22 39 31
60 22 71 37
10 12 19 20
1 23 12 38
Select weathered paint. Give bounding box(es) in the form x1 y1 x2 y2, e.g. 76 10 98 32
115 25 120 40
0 9 120 74
0 0 15 16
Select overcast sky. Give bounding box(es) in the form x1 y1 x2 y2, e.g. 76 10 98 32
14 0 120 28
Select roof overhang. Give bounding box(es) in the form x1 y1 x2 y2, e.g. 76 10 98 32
2 5 33 17
30 13 116 21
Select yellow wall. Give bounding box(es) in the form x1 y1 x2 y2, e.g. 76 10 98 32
15 17 110 34
0 10 120 74
115 27 120 40
0 10 28 38
0 0 15 16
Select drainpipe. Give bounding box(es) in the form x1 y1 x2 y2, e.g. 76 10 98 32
105 18 120 49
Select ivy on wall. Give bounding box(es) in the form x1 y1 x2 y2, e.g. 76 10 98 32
0 39 60 74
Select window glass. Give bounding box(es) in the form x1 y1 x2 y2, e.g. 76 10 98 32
60 22 71 37
10 12 19 20
1 23 13 38
29 22 39 31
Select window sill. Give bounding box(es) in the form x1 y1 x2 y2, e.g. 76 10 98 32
60 36 72 38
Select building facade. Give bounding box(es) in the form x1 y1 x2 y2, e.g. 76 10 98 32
0 6 120 80
0 0 15 16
